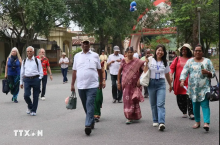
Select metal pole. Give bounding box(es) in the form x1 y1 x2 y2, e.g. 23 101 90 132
198 11 201 44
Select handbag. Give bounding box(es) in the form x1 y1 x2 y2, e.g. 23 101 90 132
2 79 10 94
206 75 219 102
66 91 77 109
140 56 152 87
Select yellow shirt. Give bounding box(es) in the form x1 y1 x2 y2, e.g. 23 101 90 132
99 54 108 70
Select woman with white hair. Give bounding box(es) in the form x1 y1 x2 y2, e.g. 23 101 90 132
5 47 22 103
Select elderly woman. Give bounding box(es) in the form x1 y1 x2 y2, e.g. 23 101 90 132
180 45 215 132
170 44 194 119
59 52 69 84
117 47 147 124
5 47 22 103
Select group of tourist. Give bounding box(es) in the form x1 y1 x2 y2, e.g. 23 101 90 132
3 41 216 135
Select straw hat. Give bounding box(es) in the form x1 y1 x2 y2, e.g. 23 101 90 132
62 52 66 55
178 44 193 53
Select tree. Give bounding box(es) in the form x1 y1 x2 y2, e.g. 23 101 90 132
68 0 154 53
167 0 219 56
0 0 72 56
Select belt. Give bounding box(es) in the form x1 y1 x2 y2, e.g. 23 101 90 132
24 75 39 79
150 78 165 80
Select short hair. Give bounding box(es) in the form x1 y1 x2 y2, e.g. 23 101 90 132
194 44 204 53
26 46 34 51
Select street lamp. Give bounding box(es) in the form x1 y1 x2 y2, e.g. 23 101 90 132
197 7 201 44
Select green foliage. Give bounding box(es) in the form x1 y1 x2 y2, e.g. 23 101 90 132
72 47 82 57
0 0 72 54
167 0 219 54
68 0 154 50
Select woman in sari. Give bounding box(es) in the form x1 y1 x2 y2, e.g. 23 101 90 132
5 47 22 103
117 47 147 124
94 61 106 122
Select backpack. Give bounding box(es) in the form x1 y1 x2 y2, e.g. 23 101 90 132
23 57 39 71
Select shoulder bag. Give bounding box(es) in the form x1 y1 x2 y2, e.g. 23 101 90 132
206 75 219 102
140 56 153 87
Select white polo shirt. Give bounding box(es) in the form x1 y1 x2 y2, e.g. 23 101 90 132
72 50 101 89
107 53 124 75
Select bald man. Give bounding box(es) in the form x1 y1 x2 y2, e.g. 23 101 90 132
36 48 53 101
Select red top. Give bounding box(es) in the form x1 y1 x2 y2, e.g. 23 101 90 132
170 57 190 95
36 56 50 75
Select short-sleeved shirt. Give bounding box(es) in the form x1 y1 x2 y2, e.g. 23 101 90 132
133 53 139 58
149 58 170 79
107 54 124 75
99 54 108 70
59 57 69 69
36 56 50 75
73 50 101 89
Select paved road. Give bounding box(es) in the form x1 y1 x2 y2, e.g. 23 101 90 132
0 71 219 145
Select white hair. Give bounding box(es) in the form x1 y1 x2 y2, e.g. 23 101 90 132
8 47 22 60
26 46 35 51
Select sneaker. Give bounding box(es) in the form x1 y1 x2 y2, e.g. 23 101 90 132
118 100 123 103
153 123 159 127
85 127 92 135
158 124 165 131
41 97 45 101
30 112 36 116
112 99 116 103
26 109 31 114
94 117 100 122
14 99 18 103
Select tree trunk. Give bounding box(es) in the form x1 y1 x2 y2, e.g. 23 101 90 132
192 9 199 49
113 36 124 54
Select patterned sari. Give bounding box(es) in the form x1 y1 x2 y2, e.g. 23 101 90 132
120 58 145 120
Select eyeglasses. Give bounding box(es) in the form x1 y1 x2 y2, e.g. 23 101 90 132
26 51 33 53
194 50 202 53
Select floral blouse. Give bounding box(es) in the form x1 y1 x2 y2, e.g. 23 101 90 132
180 58 215 102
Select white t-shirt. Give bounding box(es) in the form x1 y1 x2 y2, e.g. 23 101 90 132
148 58 170 79
107 54 124 75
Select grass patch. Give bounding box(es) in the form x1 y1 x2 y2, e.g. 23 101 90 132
210 55 219 70
0 74 5 79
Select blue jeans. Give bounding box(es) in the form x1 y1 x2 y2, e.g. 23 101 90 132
78 88 98 127
61 68 68 82
148 79 166 124
192 96 210 124
23 77 40 113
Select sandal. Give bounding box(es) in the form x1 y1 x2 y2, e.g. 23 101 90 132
192 123 200 129
126 120 132 124
189 114 195 120
203 124 209 132
182 114 187 118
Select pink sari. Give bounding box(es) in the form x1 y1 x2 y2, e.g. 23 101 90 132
120 58 145 120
